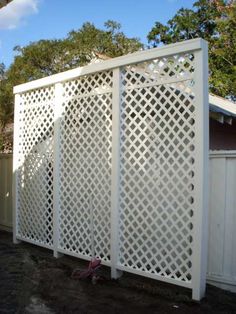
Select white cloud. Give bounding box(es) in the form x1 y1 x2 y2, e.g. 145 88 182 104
0 0 39 30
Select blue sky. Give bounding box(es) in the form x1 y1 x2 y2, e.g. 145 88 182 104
0 0 195 68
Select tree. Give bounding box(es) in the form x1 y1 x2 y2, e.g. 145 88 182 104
7 20 142 86
68 20 142 64
0 63 5 80
0 20 142 147
0 64 12 131
147 0 236 100
0 64 13 151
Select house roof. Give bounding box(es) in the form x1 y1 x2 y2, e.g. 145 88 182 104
209 94 236 124
209 94 236 117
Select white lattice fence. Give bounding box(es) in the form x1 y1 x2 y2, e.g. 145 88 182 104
15 87 54 248
58 72 113 263
118 60 196 284
13 39 208 300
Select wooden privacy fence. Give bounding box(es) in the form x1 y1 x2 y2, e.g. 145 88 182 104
0 154 13 231
12 39 209 300
208 151 236 292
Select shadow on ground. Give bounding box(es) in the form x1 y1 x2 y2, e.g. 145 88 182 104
0 231 236 314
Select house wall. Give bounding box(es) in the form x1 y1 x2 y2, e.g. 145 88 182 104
210 118 236 150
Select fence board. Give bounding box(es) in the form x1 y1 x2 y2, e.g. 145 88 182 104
0 154 13 231
208 157 225 275
223 159 236 278
208 151 236 292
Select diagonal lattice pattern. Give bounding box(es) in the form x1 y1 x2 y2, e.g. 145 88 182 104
14 45 205 294
123 53 195 89
16 87 54 247
58 71 113 262
118 59 196 283
63 71 112 99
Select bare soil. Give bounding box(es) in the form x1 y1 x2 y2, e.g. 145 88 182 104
0 230 236 314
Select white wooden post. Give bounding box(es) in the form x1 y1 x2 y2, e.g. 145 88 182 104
192 39 209 300
53 83 63 258
110 68 122 278
12 93 21 244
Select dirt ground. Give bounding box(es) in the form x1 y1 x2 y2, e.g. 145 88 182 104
0 231 236 314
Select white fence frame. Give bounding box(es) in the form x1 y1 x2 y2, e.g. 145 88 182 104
13 38 209 300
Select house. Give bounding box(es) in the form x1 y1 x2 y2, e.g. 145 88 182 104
209 94 236 150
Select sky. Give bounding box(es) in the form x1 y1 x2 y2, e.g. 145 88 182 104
0 0 195 68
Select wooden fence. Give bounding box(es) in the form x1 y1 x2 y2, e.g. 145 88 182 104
0 150 236 292
208 151 236 292
0 154 12 231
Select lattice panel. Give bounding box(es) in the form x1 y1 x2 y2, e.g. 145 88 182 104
14 43 207 298
118 57 196 283
123 53 194 88
16 87 54 247
58 71 113 262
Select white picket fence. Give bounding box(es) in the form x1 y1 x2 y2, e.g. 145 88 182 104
0 154 13 231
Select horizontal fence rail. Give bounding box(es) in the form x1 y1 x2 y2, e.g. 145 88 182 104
14 39 205 94
12 38 209 300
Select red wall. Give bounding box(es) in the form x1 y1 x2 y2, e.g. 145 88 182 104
210 118 236 150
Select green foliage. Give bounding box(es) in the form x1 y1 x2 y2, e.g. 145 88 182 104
147 0 236 100
0 63 5 80
0 134 4 152
8 20 142 85
68 21 142 64
0 21 142 137
0 70 13 131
